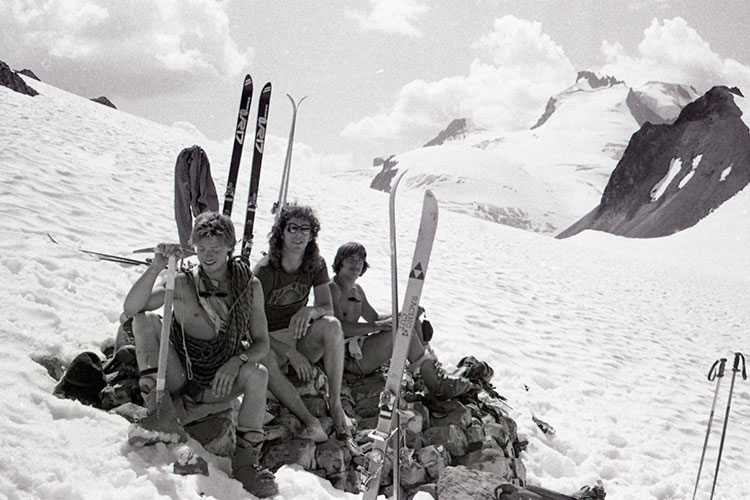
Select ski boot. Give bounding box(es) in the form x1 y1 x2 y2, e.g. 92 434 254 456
232 430 278 498
419 358 472 400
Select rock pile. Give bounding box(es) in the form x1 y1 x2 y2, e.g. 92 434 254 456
48 341 527 499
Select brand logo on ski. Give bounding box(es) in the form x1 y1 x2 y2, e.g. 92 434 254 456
235 103 250 145
255 115 267 153
409 262 425 280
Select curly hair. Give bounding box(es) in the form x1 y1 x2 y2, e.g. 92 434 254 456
332 242 370 276
191 211 236 254
267 204 322 273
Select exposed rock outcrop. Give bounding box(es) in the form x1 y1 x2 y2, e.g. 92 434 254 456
91 96 117 109
370 155 400 192
424 118 480 147
558 86 750 239
626 82 700 126
18 69 40 81
0 60 38 96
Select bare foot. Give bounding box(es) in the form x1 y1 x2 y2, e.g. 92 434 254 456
330 402 352 437
299 420 327 443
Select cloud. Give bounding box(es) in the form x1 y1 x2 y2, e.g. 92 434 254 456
0 0 252 96
600 17 750 93
346 0 429 37
341 15 575 147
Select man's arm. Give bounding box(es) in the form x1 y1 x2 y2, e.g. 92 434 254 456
122 245 177 317
241 277 271 363
330 282 390 339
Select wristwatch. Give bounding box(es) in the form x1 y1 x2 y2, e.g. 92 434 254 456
238 353 249 364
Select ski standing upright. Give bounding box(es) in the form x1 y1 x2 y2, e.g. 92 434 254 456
273 94 307 214
240 82 272 260
359 189 439 499
223 74 253 217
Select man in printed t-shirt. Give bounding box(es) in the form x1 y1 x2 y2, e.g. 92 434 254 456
254 204 349 442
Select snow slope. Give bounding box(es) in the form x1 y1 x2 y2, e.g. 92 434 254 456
382 78 642 234
1 77 749 500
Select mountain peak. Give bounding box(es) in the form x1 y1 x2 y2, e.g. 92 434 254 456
423 118 482 147
575 71 623 90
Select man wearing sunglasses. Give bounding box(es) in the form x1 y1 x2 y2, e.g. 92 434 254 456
123 211 277 497
330 242 471 400
254 204 350 443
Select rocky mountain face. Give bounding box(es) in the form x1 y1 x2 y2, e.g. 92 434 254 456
626 82 699 126
0 60 38 97
424 118 483 147
558 86 750 239
532 71 624 129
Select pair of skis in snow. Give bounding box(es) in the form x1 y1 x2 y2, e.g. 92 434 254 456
224 76 308 252
222 74 272 260
359 173 440 500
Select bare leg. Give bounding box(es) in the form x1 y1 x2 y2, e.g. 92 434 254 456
352 327 426 376
298 317 348 432
131 312 186 394
260 352 326 442
202 362 269 433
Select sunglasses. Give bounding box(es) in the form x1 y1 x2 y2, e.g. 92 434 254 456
286 223 313 235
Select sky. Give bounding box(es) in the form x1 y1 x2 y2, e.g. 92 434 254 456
3 0 750 166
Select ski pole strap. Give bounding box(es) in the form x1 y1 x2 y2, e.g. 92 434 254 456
732 352 747 380
708 358 727 380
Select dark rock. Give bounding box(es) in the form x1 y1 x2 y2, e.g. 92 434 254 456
315 440 351 475
437 465 500 500
184 409 236 457
173 449 209 476
559 85 750 238
18 68 40 81
423 424 469 457
419 445 451 480
90 96 117 109
399 459 428 488
262 439 317 471
370 155 400 193
1 60 38 96
424 118 479 147
455 447 514 480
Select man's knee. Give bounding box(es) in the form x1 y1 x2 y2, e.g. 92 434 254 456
132 312 161 340
313 316 343 344
239 362 268 390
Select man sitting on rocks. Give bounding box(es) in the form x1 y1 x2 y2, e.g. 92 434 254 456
123 211 277 498
329 242 471 400
254 204 350 442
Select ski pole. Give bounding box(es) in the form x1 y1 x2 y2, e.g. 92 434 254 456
692 357 727 500
709 352 746 500
155 254 178 416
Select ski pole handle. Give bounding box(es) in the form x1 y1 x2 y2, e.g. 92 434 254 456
732 352 747 380
708 358 727 381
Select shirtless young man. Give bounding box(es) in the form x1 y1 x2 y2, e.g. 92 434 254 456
254 204 349 442
123 211 277 498
329 242 471 400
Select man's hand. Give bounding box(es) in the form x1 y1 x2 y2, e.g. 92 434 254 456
289 307 317 339
287 349 315 382
153 243 183 269
210 357 241 398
